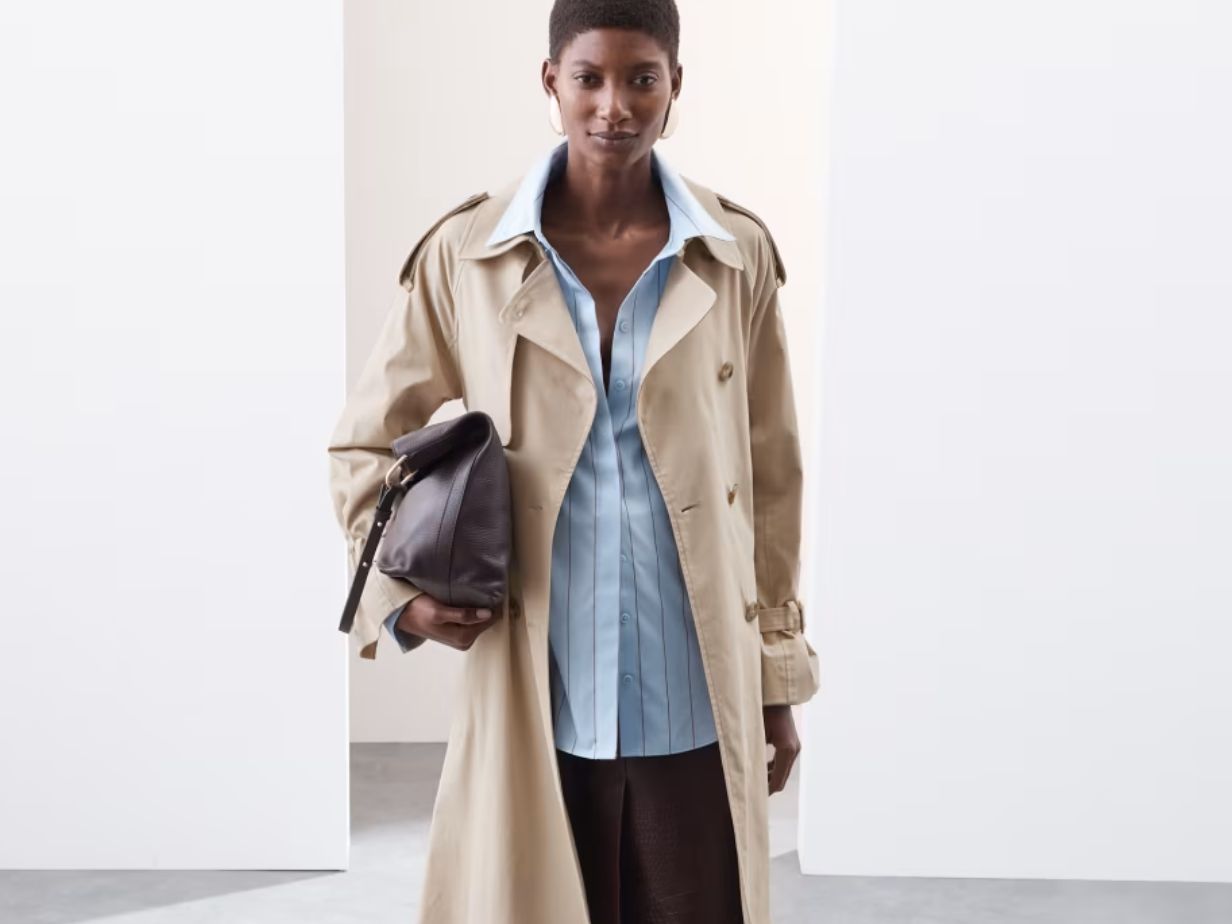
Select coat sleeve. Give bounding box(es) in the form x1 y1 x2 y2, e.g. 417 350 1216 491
326 226 463 660
744 223 821 707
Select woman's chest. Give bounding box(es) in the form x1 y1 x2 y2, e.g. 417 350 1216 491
452 246 753 473
547 231 670 384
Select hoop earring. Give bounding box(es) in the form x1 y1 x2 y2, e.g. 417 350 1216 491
660 98 680 139
548 94 565 136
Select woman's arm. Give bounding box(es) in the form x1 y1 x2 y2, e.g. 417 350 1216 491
745 224 822 706
326 223 464 659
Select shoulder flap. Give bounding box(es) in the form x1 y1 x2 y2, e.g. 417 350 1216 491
398 191 490 290
714 193 786 287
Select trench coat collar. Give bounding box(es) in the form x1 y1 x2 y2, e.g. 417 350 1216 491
457 141 747 384
457 139 745 273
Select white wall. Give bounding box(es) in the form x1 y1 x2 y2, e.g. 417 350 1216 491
0 3 348 868
345 0 831 742
802 0 1232 880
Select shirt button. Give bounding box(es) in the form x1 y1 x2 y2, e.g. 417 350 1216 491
621 612 631 624
619 320 630 332
620 553 628 563
622 673 634 684
718 361 734 382
613 379 625 390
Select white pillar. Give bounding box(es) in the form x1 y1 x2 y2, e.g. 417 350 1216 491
802 0 1232 880
0 1 349 869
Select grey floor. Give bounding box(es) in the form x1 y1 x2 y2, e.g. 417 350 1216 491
2 743 1229 923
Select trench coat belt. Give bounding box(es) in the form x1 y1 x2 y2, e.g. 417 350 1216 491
744 599 803 632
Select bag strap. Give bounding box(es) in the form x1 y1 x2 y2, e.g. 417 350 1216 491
337 480 403 635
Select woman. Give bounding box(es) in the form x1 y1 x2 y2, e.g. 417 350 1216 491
327 1 820 921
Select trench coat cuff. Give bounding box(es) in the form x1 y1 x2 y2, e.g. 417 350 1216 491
366 571 428 657
347 537 429 659
750 600 821 706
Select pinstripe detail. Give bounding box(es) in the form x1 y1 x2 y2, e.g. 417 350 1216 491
613 281 650 754
590 380 598 759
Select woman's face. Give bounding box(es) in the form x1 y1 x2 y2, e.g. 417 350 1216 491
543 28 681 165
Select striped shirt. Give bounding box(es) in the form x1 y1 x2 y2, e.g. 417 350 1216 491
385 139 736 759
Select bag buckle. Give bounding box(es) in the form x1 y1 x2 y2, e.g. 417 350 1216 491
383 453 416 490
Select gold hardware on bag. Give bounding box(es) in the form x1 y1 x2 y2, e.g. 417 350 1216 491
383 454 417 490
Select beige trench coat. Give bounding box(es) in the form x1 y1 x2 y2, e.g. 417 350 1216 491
327 157 820 924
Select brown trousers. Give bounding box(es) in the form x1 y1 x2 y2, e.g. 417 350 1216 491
555 740 744 924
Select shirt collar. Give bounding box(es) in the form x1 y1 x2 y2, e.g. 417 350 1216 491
484 139 736 257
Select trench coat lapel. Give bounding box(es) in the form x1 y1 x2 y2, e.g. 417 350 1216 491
642 249 715 382
457 171 747 388
489 242 721 387
499 255 592 382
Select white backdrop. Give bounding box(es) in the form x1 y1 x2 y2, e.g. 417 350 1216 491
801 0 1232 879
0 3 349 868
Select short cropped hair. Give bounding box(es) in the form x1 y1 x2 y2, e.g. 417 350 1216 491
548 0 681 70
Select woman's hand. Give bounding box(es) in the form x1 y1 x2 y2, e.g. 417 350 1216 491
395 593 501 651
764 704 801 795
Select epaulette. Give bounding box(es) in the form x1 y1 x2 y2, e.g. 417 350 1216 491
398 191 490 290
714 193 787 287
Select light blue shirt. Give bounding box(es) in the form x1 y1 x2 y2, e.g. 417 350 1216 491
385 139 736 760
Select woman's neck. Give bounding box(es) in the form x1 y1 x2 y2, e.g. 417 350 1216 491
542 145 667 241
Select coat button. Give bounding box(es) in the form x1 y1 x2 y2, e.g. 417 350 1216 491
727 483 738 504
718 361 734 382
745 602 759 621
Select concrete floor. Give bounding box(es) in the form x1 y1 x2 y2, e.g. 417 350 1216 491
2 743 1229 923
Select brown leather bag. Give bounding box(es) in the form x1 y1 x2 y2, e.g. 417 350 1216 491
337 410 512 637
